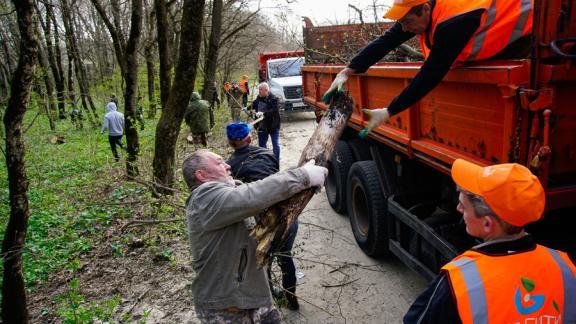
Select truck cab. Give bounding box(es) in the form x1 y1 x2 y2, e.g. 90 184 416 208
257 51 310 112
266 57 307 112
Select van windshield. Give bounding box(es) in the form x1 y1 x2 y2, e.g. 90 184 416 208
267 58 304 78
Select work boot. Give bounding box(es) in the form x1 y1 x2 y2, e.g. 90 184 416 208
285 287 299 311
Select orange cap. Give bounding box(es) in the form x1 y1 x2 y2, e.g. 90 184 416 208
451 159 545 227
383 0 429 20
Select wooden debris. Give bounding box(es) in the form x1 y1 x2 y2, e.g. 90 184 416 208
50 135 66 144
250 91 354 267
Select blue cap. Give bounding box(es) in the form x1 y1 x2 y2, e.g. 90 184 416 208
226 122 252 140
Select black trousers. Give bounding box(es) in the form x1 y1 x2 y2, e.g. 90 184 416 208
108 135 124 162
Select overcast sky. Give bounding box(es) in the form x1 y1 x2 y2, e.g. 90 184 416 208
251 0 394 29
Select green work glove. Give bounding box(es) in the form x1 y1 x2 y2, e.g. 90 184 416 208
322 68 352 104
359 108 390 138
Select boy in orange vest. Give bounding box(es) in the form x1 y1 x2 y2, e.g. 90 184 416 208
323 0 534 137
404 159 576 323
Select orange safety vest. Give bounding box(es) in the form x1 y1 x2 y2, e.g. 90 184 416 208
442 245 576 324
238 80 249 93
419 0 533 64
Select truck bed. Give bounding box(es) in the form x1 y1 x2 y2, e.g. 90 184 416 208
302 60 576 210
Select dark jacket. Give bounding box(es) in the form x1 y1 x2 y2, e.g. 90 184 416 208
403 235 576 323
252 94 281 131
348 0 485 116
228 145 279 183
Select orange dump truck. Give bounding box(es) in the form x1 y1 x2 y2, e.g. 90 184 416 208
302 2 576 280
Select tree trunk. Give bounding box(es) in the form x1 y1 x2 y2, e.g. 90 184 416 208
60 0 99 126
37 45 56 131
145 7 157 119
145 43 157 119
38 0 66 121
90 7 110 79
124 0 143 177
201 0 222 102
90 0 142 176
90 0 126 76
155 0 172 109
153 0 205 193
66 56 82 129
47 3 67 120
250 92 354 267
2 0 38 322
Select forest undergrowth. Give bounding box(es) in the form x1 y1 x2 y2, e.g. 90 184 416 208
0 98 236 321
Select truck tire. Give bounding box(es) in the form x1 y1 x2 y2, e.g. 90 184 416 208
347 161 389 256
347 138 372 161
326 140 354 214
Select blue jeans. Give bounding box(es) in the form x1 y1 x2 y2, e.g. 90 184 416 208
258 128 280 162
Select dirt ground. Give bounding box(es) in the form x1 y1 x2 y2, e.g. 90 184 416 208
29 112 427 323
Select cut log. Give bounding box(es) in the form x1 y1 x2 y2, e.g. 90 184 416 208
250 91 354 267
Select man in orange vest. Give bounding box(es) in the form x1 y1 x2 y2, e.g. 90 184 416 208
323 0 534 137
238 75 250 107
404 159 576 323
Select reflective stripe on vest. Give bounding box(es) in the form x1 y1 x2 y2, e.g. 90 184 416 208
442 245 576 323
546 248 576 322
449 257 488 324
419 0 533 64
467 0 497 61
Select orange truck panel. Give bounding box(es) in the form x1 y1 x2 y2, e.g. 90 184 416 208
302 60 576 210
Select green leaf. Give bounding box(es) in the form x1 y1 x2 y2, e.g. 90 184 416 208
521 277 535 292
552 300 560 313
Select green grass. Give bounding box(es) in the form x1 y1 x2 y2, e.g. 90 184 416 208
0 111 136 288
0 81 237 294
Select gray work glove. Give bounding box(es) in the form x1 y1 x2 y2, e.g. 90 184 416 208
322 68 354 104
359 108 390 138
302 159 328 189
255 111 264 118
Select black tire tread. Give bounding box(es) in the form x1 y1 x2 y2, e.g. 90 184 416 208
348 160 389 256
326 141 354 214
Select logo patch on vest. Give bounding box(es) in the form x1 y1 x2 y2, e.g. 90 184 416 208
514 277 545 315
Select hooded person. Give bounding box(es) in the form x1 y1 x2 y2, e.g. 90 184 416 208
184 92 210 147
101 100 125 162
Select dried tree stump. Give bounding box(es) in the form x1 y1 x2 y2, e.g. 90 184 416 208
250 91 354 267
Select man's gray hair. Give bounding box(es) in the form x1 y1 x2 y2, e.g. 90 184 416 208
258 82 269 90
458 187 523 234
459 189 495 217
182 149 210 190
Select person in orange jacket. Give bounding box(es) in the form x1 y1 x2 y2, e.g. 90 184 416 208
323 0 534 137
223 81 232 103
404 159 576 323
238 75 250 106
